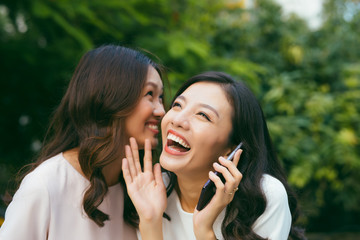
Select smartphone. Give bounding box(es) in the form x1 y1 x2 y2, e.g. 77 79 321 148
196 142 243 211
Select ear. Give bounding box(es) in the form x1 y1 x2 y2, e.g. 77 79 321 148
223 142 241 158
223 145 235 157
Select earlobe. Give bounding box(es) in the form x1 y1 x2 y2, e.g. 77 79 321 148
224 143 240 158
224 147 233 158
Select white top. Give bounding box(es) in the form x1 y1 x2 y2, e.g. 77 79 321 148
138 174 291 240
0 153 137 240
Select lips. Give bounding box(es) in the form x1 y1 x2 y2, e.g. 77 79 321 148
146 121 159 134
165 130 191 154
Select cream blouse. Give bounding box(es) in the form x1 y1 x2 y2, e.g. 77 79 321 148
0 153 137 240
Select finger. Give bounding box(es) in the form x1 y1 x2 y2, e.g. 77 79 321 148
208 171 225 195
197 171 230 215
219 152 243 183
143 139 153 173
129 137 142 174
213 161 236 189
125 144 137 178
231 149 243 167
121 158 133 185
154 163 165 187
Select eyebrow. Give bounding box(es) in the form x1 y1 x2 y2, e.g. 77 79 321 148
145 82 163 91
177 95 219 117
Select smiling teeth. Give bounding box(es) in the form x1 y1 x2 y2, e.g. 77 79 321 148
148 124 158 130
167 133 190 149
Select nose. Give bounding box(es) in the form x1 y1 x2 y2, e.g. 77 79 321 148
153 101 165 118
171 109 190 130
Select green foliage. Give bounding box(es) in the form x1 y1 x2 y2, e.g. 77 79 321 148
1 0 359 232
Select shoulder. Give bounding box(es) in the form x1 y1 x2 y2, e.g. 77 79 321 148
260 174 288 203
252 174 292 239
16 154 64 194
33 153 67 174
17 153 80 198
12 171 49 204
0 156 66 239
2 157 64 221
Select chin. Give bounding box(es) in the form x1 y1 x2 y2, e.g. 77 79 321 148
159 156 171 172
159 153 182 173
159 152 168 166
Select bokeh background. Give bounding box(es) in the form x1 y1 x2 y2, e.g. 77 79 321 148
0 0 359 238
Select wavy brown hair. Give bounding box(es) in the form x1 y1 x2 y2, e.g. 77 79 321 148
15 44 164 227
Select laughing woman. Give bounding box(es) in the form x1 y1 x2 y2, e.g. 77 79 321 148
0 45 165 240
123 71 306 240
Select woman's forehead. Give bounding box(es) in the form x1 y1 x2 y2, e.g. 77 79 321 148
180 82 233 116
181 82 228 103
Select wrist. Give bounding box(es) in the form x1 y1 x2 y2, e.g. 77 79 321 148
194 228 216 240
139 217 162 229
139 218 163 240
137 208 164 224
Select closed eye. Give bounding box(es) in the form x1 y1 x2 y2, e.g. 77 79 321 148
145 91 153 97
172 102 181 109
197 112 211 122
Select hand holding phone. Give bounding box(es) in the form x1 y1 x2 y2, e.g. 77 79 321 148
196 142 243 211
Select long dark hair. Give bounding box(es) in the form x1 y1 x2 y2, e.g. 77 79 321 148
15 44 164 227
165 71 305 239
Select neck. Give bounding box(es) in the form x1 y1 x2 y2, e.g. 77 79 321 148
63 148 125 186
63 148 85 178
176 173 208 213
102 156 124 186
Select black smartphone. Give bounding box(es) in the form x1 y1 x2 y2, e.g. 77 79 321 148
196 142 243 211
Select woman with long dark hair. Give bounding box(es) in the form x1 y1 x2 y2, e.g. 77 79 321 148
123 71 305 239
0 45 165 240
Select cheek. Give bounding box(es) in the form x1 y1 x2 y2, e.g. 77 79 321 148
136 100 153 118
194 129 230 160
161 113 171 136
125 102 150 132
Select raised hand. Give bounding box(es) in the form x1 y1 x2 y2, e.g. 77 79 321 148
193 149 243 240
122 137 166 239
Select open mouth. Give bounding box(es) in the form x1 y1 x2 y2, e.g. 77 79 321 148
167 132 191 153
146 122 159 134
147 124 158 131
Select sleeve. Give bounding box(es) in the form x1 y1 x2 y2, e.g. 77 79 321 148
252 175 292 240
0 173 51 240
